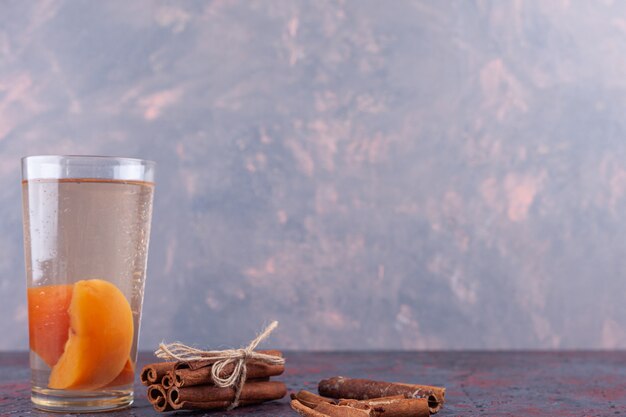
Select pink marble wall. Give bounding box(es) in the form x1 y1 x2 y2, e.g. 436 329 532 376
1 0 626 350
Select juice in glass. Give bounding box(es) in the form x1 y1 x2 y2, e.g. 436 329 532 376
22 156 155 412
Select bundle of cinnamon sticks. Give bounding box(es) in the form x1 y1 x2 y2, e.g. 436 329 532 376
141 349 286 412
290 377 445 417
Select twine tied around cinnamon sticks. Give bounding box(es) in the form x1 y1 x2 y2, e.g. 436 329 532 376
154 321 285 409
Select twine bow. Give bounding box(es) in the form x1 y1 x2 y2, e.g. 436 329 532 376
155 321 284 409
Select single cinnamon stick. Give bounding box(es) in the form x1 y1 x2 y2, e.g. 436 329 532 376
315 402 373 417
290 392 372 417
339 396 430 417
147 384 173 412
140 362 177 386
162 371 175 389
174 361 284 387
291 399 331 417
291 390 337 408
170 399 261 411
168 380 286 406
318 377 444 414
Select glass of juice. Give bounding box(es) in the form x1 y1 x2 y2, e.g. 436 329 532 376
21 155 155 412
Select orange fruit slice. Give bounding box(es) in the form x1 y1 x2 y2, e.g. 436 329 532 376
27 285 73 367
48 279 134 390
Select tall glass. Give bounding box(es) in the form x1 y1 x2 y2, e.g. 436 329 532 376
21 156 155 412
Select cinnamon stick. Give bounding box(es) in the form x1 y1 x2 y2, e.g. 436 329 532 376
291 389 337 408
315 402 373 417
318 377 444 414
290 392 372 417
291 399 331 417
161 371 175 389
168 380 286 407
174 360 284 387
140 362 176 386
170 399 261 411
147 384 173 412
339 396 430 417
291 399 372 417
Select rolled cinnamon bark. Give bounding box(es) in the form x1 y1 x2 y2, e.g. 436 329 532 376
314 402 373 417
147 384 173 412
170 399 261 411
140 362 177 386
290 392 373 417
161 371 175 389
339 396 430 417
318 377 444 414
291 389 337 408
168 380 286 407
291 399 331 417
174 361 284 387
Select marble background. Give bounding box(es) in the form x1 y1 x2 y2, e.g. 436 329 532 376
2 0 626 350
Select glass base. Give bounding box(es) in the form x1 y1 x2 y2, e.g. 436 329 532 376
31 387 133 413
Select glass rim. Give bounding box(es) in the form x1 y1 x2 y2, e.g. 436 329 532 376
21 155 156 167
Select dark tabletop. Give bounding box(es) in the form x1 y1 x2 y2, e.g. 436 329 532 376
1 351 626 416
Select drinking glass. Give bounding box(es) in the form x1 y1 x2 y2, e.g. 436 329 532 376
21 155 155 412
